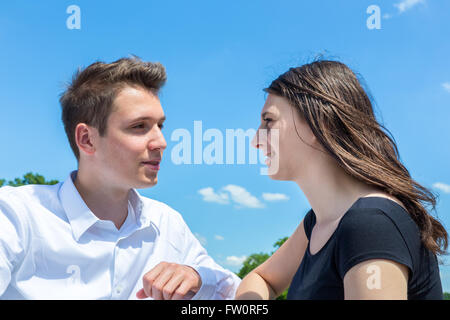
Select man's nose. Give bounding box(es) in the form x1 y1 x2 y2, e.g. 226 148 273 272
148 127 167 151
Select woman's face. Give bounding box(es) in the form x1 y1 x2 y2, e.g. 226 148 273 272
252 94 319 181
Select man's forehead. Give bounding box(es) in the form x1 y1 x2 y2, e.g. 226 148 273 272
114 86 160 105
112 86 164 119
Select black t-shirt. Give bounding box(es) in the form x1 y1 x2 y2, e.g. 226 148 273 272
287 197 443 300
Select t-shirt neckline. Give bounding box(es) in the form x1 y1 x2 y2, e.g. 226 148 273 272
307 196 404 257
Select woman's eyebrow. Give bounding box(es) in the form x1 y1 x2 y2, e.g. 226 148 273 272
261 111 275 119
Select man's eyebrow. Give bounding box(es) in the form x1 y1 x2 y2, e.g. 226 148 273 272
130 115 166 122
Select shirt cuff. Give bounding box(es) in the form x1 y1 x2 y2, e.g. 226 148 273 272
189 265 217 300
0 254 12 296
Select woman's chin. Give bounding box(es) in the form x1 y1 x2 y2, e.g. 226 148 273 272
267 169 294 182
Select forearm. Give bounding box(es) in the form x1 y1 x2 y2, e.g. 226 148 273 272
235 271 277 300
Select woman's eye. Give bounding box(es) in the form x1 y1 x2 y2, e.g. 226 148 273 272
263 118 273 125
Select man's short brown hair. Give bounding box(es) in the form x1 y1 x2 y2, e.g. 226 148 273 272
60 56 167 160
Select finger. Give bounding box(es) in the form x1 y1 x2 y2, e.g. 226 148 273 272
142 262 167 298
171 279 198 300
162 272 184 300
151 265 176 300
136 288 148 299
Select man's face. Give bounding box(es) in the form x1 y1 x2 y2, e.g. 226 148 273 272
94 86 167 189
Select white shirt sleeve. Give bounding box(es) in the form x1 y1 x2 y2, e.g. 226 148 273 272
179 220 241 300
0 190 30 296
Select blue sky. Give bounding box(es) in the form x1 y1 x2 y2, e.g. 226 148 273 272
1 0 450 290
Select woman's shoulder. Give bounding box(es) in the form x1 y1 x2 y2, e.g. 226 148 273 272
341 195 416 230
337 196 422 254
335 196 420 279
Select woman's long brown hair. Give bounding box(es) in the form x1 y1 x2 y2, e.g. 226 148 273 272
266 60 447 256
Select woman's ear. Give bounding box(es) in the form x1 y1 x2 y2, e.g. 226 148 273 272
294 111 316 146
75 123 97 157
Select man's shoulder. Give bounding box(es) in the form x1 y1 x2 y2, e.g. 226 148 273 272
140 196 178 212
139 195 185 224
138 195 193 247
0 183 62 210
0 185 56 228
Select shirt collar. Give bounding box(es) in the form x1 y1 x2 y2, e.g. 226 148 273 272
58 170 148 241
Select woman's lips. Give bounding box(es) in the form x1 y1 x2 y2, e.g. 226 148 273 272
265 154 272 166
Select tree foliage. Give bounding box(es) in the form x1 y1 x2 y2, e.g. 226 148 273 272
1 172 59 187
236 253 270 279
237 237 289 300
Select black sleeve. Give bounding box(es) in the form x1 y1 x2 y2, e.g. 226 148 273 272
336 208 413 279
302 209 315 240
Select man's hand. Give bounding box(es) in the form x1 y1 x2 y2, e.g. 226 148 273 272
136 262 202 300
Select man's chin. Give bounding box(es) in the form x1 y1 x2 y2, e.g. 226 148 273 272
135 177 158 189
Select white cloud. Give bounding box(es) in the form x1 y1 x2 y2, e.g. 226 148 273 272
222 184 265 209
194 233 207 246
433 182 450 194
225 255 247 267
199 185 264 209
442 82 450 93
214 235 225 241
198 187 229 205
394 0 425 13
199 186 290 209
262 192 290 202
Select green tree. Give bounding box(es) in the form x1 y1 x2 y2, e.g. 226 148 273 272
237 237 289 300
272 237 288 253
2 172 59 187
272 237 289 300
237 253 270 279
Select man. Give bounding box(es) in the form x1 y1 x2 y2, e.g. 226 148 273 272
0 56 241 299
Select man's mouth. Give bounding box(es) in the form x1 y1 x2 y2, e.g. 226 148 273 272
142 160 161 171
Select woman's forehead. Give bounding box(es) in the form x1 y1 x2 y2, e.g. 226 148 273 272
261 94 290 116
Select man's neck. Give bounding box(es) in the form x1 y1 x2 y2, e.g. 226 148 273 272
73 170 130 230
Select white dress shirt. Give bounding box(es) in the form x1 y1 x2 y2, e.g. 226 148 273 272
0 171 241 299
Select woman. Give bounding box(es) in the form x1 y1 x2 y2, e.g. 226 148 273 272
236 60 447 300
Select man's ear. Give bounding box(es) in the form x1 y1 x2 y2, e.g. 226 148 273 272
75 123 98 157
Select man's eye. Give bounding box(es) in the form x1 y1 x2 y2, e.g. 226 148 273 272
132 124 145 129
158 123 164 129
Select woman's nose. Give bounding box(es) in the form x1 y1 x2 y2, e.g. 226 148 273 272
251 127 266 150
251 133 259 149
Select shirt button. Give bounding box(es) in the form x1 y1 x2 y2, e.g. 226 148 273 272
115 285 123 294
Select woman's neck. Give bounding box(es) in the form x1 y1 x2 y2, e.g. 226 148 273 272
294 158 380 226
